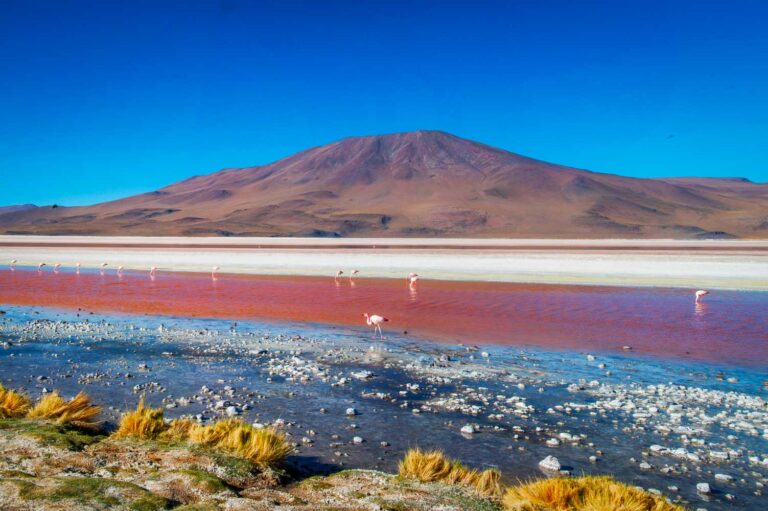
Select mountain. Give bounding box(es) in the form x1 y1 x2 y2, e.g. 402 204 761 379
0 204 37 217
2 131 767 238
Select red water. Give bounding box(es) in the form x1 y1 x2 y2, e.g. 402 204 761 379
2 269 767 367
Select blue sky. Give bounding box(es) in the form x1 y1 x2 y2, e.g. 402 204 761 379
1 0 767 206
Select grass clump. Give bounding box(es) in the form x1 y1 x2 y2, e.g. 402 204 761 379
162 417 195 441
398 448 502 498
113 398 168 440
26 391 101 430
503 475 684 511
188 420 293 468
0 384 31 418
112 400 292 468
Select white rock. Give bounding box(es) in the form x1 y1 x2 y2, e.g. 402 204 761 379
539 455 561 472
696 482 711 494
461 424 476 434
345 407 357 416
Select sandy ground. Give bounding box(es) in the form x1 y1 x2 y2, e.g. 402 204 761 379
2 236 767 290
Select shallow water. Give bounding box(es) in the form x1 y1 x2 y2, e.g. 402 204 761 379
0 306 766 510
2 268 767 367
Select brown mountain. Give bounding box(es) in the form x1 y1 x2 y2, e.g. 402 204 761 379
2 130 767 238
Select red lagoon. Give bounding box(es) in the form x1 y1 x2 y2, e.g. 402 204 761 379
2 269 766 368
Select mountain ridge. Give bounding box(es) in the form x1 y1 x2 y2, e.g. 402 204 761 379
2 131 767 238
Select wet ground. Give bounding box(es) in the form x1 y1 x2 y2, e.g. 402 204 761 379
0 305 766 510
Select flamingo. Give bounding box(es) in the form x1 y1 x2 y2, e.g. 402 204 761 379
335 270 344 279
117 265 124 275
149 266 157 277
695 290 709 303
350 269 359 279
53 263 61 273
408 274 419 285
37 262 46 271
10 259 17 270
75 262 81 274
99 262 108 275
363 313 389 339
212 266 220 279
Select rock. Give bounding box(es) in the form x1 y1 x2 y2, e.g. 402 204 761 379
352 436 364 444
225 406 240 417
696 482 711 494
345 407 357 416
715 473 733 482
546 438 560 447
539 455 561 472
460 424 476 435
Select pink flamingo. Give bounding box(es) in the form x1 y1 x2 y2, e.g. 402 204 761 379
335 270 344 279
408 274 419 285
149 266 157 277
99 262 108 275
363 313 389 339
117 265 124 276
37 262 46 272
350 269 359 279
75 262 81 274
53 263 61 273
10 259 17 270
212 266 220 279
695 290 709 303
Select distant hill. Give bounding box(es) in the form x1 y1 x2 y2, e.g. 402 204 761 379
0 204 37 217
1 131 767 238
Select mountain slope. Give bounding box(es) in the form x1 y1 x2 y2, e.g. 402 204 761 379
2 131 767 238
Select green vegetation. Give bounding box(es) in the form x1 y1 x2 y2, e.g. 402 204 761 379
0 418 104 450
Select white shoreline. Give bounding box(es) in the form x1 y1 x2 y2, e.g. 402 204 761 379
2 236 767 291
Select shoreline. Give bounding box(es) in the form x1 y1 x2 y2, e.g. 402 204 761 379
0 305 765 511
2 236 768 290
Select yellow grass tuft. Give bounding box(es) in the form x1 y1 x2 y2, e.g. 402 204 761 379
110 402 290 467
161 417 195 441
112 398 168 440
188 420 293 468
398 448 502 498
0 385 31 419
26 391 101 430
187 418 241 446
503 475 685 511
475 468 503 499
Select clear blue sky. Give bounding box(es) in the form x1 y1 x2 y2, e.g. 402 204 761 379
2 0 767 206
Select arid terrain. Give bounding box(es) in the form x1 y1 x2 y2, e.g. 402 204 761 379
1 131 767 238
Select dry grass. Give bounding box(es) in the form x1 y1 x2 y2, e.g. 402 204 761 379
26 391 101 430
110 402 291 468
188 420 293 467
398 448 502 498
161 417 195 441
503 475 685 511
0 384 31 419
112 398 168 440
187 418 241 445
